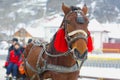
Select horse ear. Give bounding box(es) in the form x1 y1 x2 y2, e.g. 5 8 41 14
82 4 88 15
62 3 71 15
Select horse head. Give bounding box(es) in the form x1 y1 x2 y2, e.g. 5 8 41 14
62 3 89 60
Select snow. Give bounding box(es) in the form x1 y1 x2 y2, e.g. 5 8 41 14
0 52 120 79
17 8 36 15
42 14 63 27
80 54 120 79
23 14 63 39
27 0 48 3
26 27 45 38
16 23 26 28
8 12 16 19
88 53 120 59
76 4 84 9
0 50 8 55
108 33 120 39
0 60 6 80
102 23 120 38
115 7 119 12
88 19 104 32
80 67 120 79
88 20 120 38
91 1 96 9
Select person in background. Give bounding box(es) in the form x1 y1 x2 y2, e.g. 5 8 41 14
27 39 32 44
19 39 32 53
5 43 21 80
9 38 18 51
6 38 18 61
18 39 32 80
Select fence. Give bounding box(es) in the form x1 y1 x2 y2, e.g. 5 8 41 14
79 55 120 80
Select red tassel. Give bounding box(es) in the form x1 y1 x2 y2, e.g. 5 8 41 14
54 29 93 53
54 28 68 52
87 31 94 52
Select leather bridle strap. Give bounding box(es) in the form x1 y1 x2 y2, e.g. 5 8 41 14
68 34 87 44
68 30 87 37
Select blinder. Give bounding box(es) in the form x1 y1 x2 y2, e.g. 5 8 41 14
77 16 85 24
70 6 86 24
76 10 86 24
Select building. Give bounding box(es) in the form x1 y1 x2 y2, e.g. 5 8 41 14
30 14 63 42
88 19 109 53
102 24 120 53
13 28 32 44
42 14 63 42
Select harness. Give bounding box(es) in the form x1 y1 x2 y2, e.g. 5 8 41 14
24 7 89 80
24 40 87 80
25 42 87 72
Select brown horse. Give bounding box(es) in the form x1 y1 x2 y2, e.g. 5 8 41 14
23 3 89 80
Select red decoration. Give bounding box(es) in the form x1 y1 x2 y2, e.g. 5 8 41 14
54 28 93 53
87 31 94 52
54 28 68 52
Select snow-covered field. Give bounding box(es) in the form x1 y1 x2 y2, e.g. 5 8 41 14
0 50 120 80
1 61 120 80
80 67 120 79
0 60 6 80
0 50 8 55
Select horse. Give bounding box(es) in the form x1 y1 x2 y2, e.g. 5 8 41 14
23 3 89 80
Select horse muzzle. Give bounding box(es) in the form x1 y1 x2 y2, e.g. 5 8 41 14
73 48 88 61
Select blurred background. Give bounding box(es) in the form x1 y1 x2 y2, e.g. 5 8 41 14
0 0 120 80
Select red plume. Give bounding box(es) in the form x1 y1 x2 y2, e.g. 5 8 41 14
54 28 68 52
87 31 94 52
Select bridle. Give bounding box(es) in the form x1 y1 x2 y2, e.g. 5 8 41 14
64 8 89 60
43 8 89 61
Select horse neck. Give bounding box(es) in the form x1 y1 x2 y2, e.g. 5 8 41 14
24 43 34 58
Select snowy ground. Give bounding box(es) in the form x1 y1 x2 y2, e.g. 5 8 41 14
80 67 120 79
0 60 6 80
0 50 120 80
